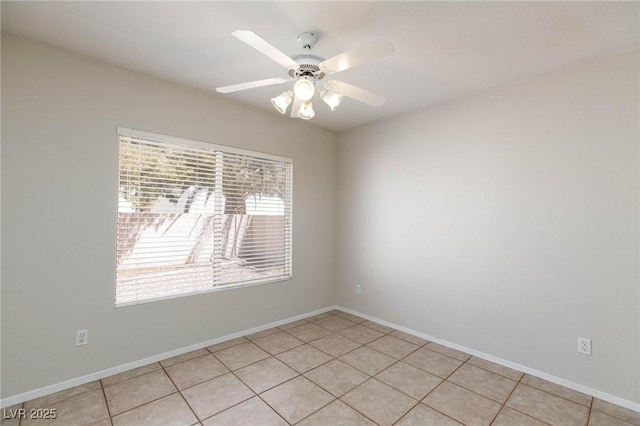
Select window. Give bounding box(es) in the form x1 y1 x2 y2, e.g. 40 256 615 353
116 127 292 306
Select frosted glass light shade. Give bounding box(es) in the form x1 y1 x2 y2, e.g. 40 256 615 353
271 90 293 114
293 79 315 101
321 90 343 111
297 101 315 120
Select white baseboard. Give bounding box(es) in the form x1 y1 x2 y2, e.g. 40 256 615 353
335 305 640 413
3 304 638 414
0 306 337 409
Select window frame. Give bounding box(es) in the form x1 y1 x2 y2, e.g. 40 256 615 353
115 127 293 308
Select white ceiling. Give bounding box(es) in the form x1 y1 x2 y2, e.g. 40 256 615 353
2 2 639 131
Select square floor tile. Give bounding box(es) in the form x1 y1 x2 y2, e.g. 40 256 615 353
285 323 332 342
342 379 416 426
306 312 335 322
89 420 112 426
234 357 297 394
297 400 376 426
104 370 176 415
23 381 101 408
305 359 369 397
395 403 463 426
246 328 280 340
360 320 394 334
448 364 517 403
252 332 304 355
160 348 210 368
214 342 270 370
424 342 470 361
202 396 287 426
181 373 254 420
22 389 109 426
390 330 429 346
313 316 356 332
165 354 229 390
277 319 309 330
522 374 592 407
506 384 589 426
1 404 22 426
310 334 361 357
367 335 419 359
276 344 332 373
101 363 162 388
423 382 501 426
403 347 463 378
492 407 547 426
338 325 385 345
375 362 442 400
592 398 640 424
589 410 636 426
466 356 523 381
111 393 197 426
334 312 367 323
339 346 396 376
206 337 248 353
261 376 334 424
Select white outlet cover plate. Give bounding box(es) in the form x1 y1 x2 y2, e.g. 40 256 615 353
76 329 88 346
578 337 591 355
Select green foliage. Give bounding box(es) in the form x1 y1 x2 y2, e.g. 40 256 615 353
119 139 216 212
119 138 288 214
221 154 288 214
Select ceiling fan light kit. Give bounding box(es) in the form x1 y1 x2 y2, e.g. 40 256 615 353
270 90 293 114
321 90 343 111
298 100 315 120
293 78 315 101
216 30 394 121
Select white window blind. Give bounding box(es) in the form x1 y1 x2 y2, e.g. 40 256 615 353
116 128 292 306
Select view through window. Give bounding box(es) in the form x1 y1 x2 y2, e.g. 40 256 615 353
116 128 292 306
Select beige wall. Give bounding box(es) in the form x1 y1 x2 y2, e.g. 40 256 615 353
0 34 337 397
2 32 639 407
336 50 640 403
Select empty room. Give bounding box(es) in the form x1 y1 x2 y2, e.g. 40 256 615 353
1 2 639 425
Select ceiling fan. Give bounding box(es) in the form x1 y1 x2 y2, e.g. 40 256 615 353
216 30 394 120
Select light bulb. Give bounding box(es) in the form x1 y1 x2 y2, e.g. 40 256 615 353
321 90 343 111
270 91 293 114
293 78 315 101
297 101 315 120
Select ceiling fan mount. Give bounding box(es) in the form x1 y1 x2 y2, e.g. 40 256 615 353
216 29 394 120
297 32 319 50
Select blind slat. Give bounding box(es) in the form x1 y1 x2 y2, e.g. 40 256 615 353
116 134 292 306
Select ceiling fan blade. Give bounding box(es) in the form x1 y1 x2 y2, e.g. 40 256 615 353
232 30 299 70
290 95 302 118
320 39 394 74
216 77 289 94
325 80 386 107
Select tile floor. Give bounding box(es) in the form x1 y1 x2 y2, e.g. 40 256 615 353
3 310 639 426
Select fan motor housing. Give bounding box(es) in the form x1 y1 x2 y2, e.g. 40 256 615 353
289 54 326 80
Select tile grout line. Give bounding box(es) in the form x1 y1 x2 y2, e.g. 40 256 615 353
487 365 526 425
586 394 594 425
159 360 201 425
198 326 594 426
415 347 475 425
98 379 113 425
514 382 594 412
434 348 593 417
303 322 423 426
13 312 633 425
224 367 291 425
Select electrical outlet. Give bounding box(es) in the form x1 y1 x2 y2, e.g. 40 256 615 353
578 337 591 355
76 329 88 347
355 284 361 295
